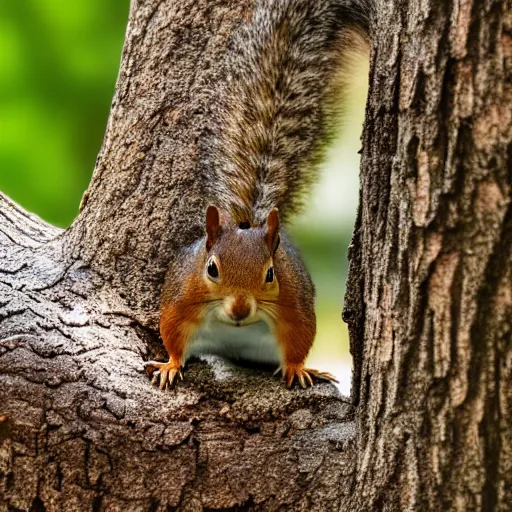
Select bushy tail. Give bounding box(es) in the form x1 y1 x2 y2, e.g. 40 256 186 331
215 0 372 225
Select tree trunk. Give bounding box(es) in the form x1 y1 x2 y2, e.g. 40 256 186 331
0 1 510 512
344 0 512 509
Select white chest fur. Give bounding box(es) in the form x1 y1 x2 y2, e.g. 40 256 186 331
185 309 282 365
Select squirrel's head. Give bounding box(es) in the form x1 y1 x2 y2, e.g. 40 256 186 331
202 205 280 326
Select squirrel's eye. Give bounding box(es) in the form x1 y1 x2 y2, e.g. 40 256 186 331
207 258 219 279
265 267 274 283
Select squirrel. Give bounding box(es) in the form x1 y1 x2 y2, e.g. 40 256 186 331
146 0 371 389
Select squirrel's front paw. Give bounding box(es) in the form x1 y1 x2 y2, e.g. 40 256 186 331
275 363 339 389
145 360 183 390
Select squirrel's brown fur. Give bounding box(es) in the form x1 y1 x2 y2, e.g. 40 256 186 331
148 0 372 389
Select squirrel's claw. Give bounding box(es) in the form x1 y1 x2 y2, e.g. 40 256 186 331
279 364 338 389
285 369 297 388
273 366 285 377
145 360 183 390
305 368 338 384
303 371 314 387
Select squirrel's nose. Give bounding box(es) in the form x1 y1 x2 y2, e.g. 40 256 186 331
227 298 252 322
230 304 251 322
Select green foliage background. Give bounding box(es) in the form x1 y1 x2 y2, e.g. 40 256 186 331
0 1 128 226
0 1 366 390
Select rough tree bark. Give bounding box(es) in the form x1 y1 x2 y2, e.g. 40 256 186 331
0 1 510 512
344 0 512 510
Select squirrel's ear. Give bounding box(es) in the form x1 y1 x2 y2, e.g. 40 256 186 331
265 208 280 254
206 205 220 251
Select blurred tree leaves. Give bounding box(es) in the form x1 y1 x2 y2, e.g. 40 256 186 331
0 1 128 227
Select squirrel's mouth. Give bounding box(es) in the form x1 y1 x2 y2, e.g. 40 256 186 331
216 313 259 328
218 318 255 328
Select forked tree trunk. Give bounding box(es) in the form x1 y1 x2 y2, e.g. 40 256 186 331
1 0 510 511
